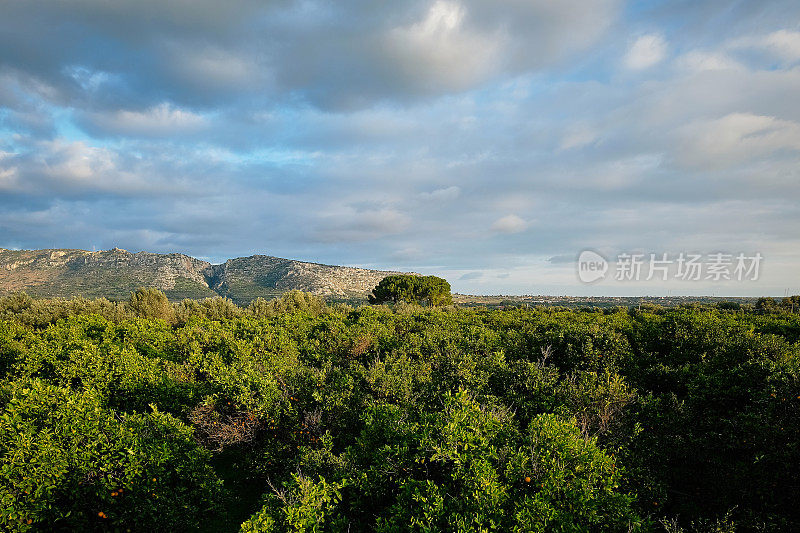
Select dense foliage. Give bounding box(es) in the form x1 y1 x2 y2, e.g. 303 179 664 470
0 289 798 531
368 275 452 306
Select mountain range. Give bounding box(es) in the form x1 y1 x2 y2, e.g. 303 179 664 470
0 248 407 304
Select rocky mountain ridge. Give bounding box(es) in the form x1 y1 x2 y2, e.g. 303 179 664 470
0 248 407 304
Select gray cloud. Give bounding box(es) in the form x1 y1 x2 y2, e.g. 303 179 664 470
263 0 621 108
0 0 621 112
1 0 800 295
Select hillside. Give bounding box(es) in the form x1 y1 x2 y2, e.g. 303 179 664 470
0 248 405 304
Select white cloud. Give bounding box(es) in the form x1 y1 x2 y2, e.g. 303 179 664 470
83 103 206 137
420 186 461 201
676 112 800 169
559 126 598 150
0 151 18 188
676 51 742 72
386 1 504 92
730 29 800 64
624 34 667 70
762 30 800 62
47 142 112 181
491 214 527 234
3 139 199 196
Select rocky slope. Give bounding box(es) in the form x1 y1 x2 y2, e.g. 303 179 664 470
0 248 406 304
206 255 403 303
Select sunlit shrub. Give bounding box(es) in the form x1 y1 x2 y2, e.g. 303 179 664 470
0 380 222 531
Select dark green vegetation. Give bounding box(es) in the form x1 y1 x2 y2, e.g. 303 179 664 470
368 275 452 306
0 289 798 532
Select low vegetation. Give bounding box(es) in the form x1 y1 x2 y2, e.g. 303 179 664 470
0 287 797 531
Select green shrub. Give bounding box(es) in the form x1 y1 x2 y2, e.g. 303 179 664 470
247 291 327 318
241 475 346 533
376 392 641 532
128 288 175 323
0 379 222 531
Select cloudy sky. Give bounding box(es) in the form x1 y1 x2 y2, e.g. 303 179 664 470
1 0 799 296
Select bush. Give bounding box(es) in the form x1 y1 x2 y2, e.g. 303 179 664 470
128 288 175 323
375 392 641 532
241 475 346 533
0 379 222 531
247 291 327 318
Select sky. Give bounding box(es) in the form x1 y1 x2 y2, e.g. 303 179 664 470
1 0 799 296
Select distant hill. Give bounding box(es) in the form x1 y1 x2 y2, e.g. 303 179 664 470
0 248 407 304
